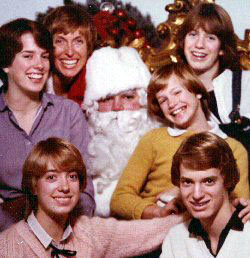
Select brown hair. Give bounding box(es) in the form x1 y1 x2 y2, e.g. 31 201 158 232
177 3 239 71
22 137 87 217
171 132 240 193
43 5 97 57
147 62 209 125
0 18 53 86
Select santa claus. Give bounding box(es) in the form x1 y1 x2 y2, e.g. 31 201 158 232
83 46 161 217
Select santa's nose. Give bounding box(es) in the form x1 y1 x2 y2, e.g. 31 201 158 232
112 98 123 111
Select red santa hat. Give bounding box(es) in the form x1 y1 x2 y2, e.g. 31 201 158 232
84 46 151 106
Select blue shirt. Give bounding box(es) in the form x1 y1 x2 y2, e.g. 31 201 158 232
0 92 95 231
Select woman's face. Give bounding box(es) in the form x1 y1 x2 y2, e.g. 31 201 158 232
184 27 223 76
53 28 88 80
156 74 203 130
34 162 81 223
4 33 50 95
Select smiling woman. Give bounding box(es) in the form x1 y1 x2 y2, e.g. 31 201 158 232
43 5 97 105
0 137 186 257
0 18 95 231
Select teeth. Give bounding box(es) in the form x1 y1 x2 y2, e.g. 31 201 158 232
192 201 209 206
54 197 71 200
62 60 77 65
172 107 185 116
28 73 43 79
192 52 206 57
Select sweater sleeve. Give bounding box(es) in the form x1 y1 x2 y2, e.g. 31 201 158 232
227 138 249 198
110 131 157 219
75 214 184 258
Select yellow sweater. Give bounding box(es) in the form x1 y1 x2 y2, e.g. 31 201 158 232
111 128 249 219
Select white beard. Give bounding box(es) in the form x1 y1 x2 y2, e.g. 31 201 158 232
87 109 161 217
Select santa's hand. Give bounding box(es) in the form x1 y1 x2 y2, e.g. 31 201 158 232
156 187 180 207
142 199 184 219
233 198 250 224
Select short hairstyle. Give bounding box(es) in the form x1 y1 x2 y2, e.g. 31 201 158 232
43 5 97 57
177 3 239 71
0 18 53 85
171 132 240 193
147 62 209 125
22 137 87 216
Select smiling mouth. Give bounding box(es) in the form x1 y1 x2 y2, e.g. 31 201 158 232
191 51 207 59
191 200 210 209
171 106 186 116
27 73 43 79
61 59 78 68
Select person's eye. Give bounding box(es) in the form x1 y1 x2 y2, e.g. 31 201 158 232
46 174 56 181
23 55 32 59
42 54 50 60
208 35 217 41
69 172 79 181
103 97 113 103
188 31 196 37
204 178 215 185
54 38 64 45
76 39 84 44
123 94 136 100
181 179 192 187
174 90 181 95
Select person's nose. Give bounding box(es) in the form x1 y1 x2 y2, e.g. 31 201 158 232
33 56 44 70
195 34 205 49
168 96 178 110
58 176 70 193
192 183 204 200
112 97 124 111
65 43 74 57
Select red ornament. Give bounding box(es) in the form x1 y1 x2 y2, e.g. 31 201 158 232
110 27 120 36
115 9 128 19
127 18 137 29
134 29 144 38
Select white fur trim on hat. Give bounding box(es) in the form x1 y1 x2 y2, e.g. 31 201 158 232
84 46 151 106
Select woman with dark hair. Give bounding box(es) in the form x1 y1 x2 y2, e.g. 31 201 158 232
0 18 95 231
43 5 97 105
177 2 250 126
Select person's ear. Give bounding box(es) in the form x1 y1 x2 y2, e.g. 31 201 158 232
219 50 224 56
3 67 9 73
196 94 202 99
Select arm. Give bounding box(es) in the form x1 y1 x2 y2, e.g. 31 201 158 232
70 104 95 216
76 213 187 258
228 138 249 198
110 132 157 219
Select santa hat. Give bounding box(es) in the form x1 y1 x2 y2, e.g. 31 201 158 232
84 46 151 106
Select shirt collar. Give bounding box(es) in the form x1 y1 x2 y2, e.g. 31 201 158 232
27 212 73 249
0 92 54 112
188 204 244 236
167 119 227 139
188 204 244 256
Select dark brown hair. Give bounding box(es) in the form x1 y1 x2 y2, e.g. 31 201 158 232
147 62 209 125
0 18 53 85
171 132 239 193
177 3 239 71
